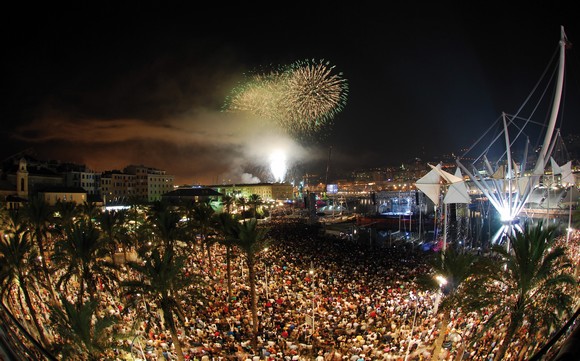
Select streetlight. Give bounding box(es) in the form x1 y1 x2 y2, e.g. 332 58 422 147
404 291 418 361
435 275 448 287
309 268 316 353
263 247 270 300
433 275 447 314
566 227 575 243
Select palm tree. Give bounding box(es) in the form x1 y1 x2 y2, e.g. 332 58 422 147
22 195 58 305
191 201 217 275
465 221 577 360
50 298 117 361
123 247 201 361
248 194 262 218
237 196 249 219
415 247 477 360
0 206 24 238
230 218 271 352
98 209 128 264
147 201 184 250
53 200 79 230
215 212 240 302
79 201 101 222
221 194 234 214
53 219 118 308
0 230 51 347
118 199 147 259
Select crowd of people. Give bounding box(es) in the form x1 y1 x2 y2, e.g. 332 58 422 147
4 216 579 361
102 218 579 361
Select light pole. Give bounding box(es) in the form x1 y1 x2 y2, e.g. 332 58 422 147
309 268 316 354
309 269 315 330
433 275 447 315
265 263 269 300
130 335 147 361
404 292 418 361
263 247 270 300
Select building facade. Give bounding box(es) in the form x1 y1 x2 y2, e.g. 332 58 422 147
100 171 136 203
148 173 175 202
124 165 175 202
209 183 294 201
65 171 101 195
37 186 88 206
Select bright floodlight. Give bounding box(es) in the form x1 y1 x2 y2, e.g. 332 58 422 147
435 275 448 287
269 150 287 182
498 205 516 223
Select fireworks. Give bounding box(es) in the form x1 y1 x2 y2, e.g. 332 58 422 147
269 150 287 182
281 59 349 135
223 59 348 139
225 71 284 119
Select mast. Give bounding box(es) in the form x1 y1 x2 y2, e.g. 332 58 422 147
418 195 422 242
534 26 568 175
503 113 513 220
453 26 569 247
324 145 332 190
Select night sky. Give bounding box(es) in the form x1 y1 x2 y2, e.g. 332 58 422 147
1 3 579 185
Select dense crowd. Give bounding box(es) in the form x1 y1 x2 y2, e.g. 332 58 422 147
102 219 579 361
5 217 580 361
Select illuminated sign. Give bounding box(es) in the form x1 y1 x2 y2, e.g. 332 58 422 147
326 184 338 194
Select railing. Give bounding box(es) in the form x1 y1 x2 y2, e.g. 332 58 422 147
529 305 580 360
0 301 58 361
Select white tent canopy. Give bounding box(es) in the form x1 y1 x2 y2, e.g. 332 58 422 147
415 164 443 206
444 168 471 204
415 164 470 205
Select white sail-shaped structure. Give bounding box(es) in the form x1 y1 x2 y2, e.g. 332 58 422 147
415 164 471 250
415 163 469 204
415 164 444 206
559 161 576 187
551 157 577 243
455 26 570 245
550 157 576 186
444 168 471 204
415 163 470 204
